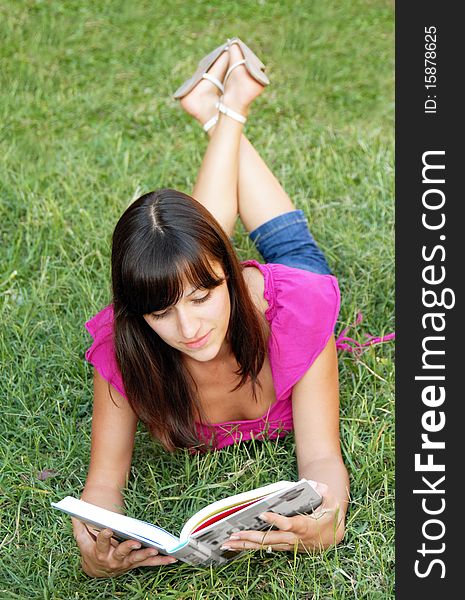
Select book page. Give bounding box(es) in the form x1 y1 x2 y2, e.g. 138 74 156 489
179 480 294 540
191 498 261 534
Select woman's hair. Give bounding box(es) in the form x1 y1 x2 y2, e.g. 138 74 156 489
111 188 268 451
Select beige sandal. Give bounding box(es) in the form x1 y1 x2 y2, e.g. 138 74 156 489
202 100 247 132
225 37 270 87
173 42 229 99
216 100 247 124
176 37 269 132
202 38 269 132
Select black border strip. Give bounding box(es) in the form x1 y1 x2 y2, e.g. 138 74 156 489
396 4 460 596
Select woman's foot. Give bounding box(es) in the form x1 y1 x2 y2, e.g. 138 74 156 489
221 42 266 120
179 50 229 127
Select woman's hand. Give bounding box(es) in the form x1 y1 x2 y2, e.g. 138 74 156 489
220 483 345 554
72 518 178 578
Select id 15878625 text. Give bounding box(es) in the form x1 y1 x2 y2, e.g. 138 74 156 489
424 26 437 114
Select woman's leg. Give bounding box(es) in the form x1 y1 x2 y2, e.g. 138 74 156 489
194 132 296 236
198 94 330 274
180 52 295 235
184 45 264 236
236 134 295 233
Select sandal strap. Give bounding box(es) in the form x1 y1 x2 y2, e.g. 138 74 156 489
216 100 247 124
202 114 218 132
202 72 224 94
223 59 246 86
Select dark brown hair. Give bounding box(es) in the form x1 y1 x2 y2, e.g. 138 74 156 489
111 189 268 451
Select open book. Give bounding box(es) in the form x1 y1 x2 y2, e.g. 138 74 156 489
52 479 322 566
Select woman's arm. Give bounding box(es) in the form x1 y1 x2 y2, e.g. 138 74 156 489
81 369 138 509
73 369 177 577
290 335 349 543
221 336 349 553
293 334 348 508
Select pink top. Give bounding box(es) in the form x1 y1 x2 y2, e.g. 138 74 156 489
84 260 340 450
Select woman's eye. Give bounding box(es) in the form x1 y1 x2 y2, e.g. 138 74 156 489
151 309 170 319
150 292 210 319
193 292 211 304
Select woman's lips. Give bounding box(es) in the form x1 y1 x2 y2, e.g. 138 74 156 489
184 330 212 349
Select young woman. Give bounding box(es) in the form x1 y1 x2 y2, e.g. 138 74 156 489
72 38 350 578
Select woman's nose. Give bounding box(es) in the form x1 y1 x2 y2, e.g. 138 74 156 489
176 307 201 340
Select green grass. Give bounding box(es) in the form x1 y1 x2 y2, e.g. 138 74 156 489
0 0 394 598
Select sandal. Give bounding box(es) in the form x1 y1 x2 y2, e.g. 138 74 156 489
202 113 219 133
201 100 247 133
225 37 270 87
215 100 247 124
202 39 268 132
201 40 266 132
173 42 230 99
176 37 269 132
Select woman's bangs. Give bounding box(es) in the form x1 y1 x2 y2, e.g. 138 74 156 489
124 245 224 316
181 251 226 294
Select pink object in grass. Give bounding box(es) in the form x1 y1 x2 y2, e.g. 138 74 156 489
335 312 395 355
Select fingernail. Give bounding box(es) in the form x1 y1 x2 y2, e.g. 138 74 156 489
259 513 268 520
149 550 159 556
131 543 141 549
229 534 240 540
168 558 178 563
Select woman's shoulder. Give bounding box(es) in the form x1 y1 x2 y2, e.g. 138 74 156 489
242 261 269 315
85 304 114 339
270 263 340 316
241 260 340 400
84 304 126 398
241 259 340 320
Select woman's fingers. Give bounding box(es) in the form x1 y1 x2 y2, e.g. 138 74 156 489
222 517 296 550
112 546 177 569
72 519 98 551
131 553 179 567
260 512 294 531
224 528 295 549
98 538 177 568
95 529 114 555
222 509 339 552
71 517 88 542
259 511 313 536
262 510 335 533
222 539 294 552
112 540 143 561
126 547 158 564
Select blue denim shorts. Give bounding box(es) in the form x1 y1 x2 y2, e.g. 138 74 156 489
248 209 332 275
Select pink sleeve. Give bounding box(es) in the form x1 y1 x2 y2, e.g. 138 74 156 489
265 264 340 400
84 305 127 398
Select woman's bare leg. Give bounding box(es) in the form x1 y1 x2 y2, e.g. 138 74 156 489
182 45 264 236
236 135 295 232
180 51 238 235
180 44 295 235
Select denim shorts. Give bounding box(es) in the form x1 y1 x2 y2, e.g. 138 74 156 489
248 209 332 275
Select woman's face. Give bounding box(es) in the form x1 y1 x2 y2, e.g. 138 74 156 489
143 263 231 363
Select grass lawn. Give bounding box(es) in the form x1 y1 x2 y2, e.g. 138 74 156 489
0 0 394 598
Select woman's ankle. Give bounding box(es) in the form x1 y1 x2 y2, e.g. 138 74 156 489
220 93 250 119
